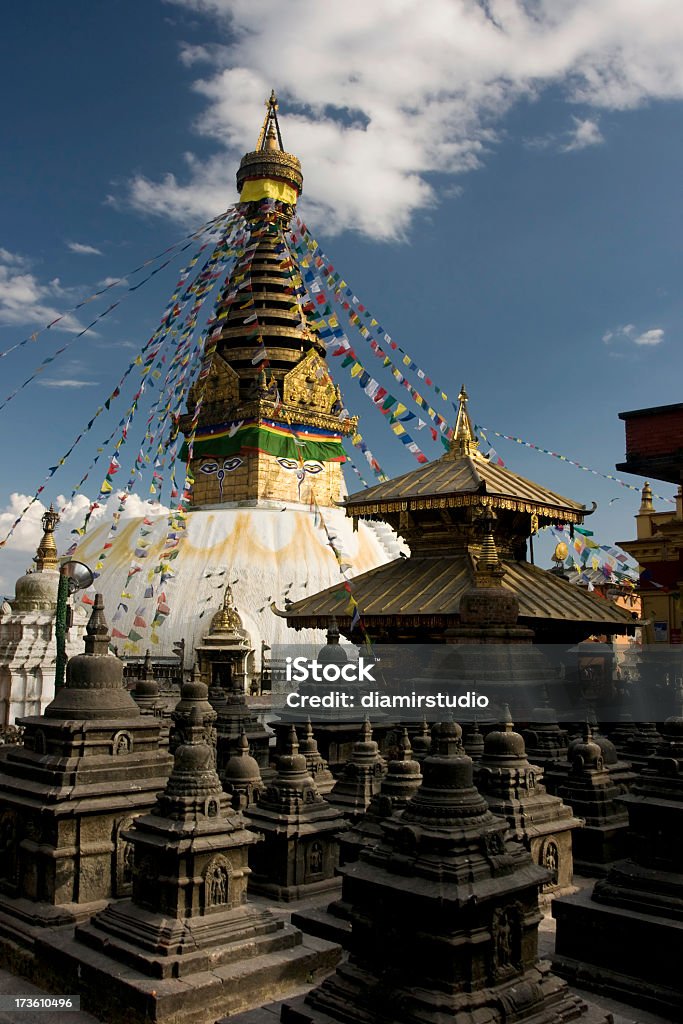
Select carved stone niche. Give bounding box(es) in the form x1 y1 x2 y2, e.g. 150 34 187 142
203 854 234 913
113 816 138 898
491 902 523 981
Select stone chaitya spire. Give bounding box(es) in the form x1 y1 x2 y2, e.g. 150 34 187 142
245 726 346 901
221 730 264 810
476 707 582 896
326 719 387 821
0 596 172 946
39 707 339 1024
180 91 356 511
339 727 422 864
282 721 610 1024
297 717 335 795
553 712 683 1017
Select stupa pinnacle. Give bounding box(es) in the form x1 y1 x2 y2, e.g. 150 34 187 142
180 91 355 510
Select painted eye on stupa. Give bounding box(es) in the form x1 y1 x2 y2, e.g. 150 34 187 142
222 458 243 472
277 458 299 472
303 461 323 475
201 462 219 475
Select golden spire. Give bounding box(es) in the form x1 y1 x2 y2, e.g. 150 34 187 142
639 481 654 513
33 503 59 572
255 90 284 152
236 90 303 203
447 385 479 458
211 584 243 634
474 506 505 587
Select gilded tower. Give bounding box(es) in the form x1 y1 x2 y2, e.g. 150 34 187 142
180 92 356 509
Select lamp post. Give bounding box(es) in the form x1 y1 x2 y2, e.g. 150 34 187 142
55 560 94 690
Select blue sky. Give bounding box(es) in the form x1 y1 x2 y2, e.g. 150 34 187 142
1 0 682 592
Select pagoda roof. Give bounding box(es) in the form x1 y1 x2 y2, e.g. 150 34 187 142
276 553 634 632
342 448 587 522
341 387 588 524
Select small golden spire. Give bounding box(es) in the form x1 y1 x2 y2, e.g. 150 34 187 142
447 385 479 458
255 89 283 152
474 506 505 587
34 503 59 572
211 584 243 634
639 481 653 513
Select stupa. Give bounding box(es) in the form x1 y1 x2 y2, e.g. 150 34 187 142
281 721 610 1024
0 595 172 953
325 720 387 821
244 726 346 901
555 725 629 875
553 712 683 1017
297 717 335 796
36 709 340 1024
0 507 86 724
475 707 582 896
71 94 399 664
221 730 264 810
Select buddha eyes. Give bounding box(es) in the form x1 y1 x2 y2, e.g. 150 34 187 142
276 458 324 475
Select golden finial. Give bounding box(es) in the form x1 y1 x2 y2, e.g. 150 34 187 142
447 384 479 458
211 584 243 634
255 89 283 152
639 481 653 513
34 503 60 572
474 506 505 587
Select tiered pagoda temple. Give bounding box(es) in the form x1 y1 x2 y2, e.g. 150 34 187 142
279 387 635 645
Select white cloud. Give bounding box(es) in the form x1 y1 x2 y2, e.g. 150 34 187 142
37 379 99 388
98 276 127 288
602 323 664 346
0 493 169 595
562 116 604 151
633 327 664 345
0 249 83 332
67 242 103 256
120 0 683 239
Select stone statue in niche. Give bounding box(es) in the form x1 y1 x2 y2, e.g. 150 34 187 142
113 732 131 755
308 841 323 874
206 859 230 907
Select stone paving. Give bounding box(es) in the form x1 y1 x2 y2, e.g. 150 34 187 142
0 884 676 1024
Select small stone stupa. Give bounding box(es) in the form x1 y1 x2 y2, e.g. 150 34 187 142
553 712 683 1017
297 717 335 796
244 726 346 901
281 721 610 1024
476 707 582 896
326 719 387 821
339 728 422 865
221 730 263 810
0 595 172 949
555 724 629 875
37 709 340 1024
130 649 162 714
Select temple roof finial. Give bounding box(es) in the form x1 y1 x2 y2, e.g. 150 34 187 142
639 481 654 513
448 384 479 458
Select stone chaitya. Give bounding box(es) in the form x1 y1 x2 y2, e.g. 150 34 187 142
221 731 264 810
326 719 387 822
245 726 346 901
553 711 683 1017
338 728 422 865
169 671 217 761
36 709 340 1024
555 725 629 876
297 718 335 796
280 721 610 1024
0 595 172 952
475 708 582 896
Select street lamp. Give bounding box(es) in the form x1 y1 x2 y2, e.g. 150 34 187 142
55 560 94 690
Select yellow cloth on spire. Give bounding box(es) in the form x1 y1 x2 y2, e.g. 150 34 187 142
240 178 298 204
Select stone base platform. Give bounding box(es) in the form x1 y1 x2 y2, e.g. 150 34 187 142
250 877 342 905
32 922 341 1024
291 901 351 948
0 894 109 975
552 886 683 1020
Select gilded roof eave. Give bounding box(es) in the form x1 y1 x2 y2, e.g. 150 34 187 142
341 451 587 522
279 554 634 631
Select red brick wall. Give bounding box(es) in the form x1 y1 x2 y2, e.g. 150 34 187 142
625 408 683 458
